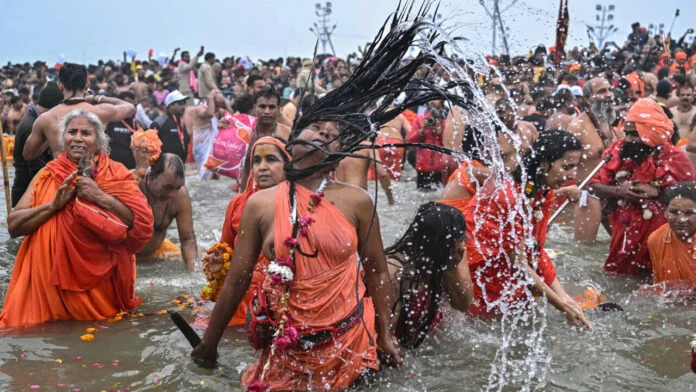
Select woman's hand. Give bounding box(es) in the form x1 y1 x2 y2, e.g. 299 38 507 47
377 334 403 368
556 185 581 202
191 342 218 369
202 250 226 281
561 299 589 327
74 176 107 205
133 147 151 171
52 172 77 211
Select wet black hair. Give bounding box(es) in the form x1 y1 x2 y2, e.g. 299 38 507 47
117 91 135 101
204 52 215 62
58 63 88 92
656 80 672 99
233 93 255 115
246 74 264 89
253 87 280 106
657 67 670 80
386 202 467 349
150 153 184 180
552 88 574 108
513 128 582 197
662 182 696 206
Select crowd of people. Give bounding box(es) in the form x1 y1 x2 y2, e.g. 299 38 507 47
1 5 696 389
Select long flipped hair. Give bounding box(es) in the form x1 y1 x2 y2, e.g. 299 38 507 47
385 202 467 349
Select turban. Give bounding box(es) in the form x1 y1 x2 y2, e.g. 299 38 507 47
675 52 687 62
130 129 163 165
626 98 673 148
625 71 645 97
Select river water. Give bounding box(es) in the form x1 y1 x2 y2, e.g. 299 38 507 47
0 166 694 391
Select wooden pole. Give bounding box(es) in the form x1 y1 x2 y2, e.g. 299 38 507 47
0 122 11 215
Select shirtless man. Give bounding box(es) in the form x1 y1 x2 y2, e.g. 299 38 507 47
184 89 233 166
546 87 576 130
374 97 411 180
496 98 538 151
24 63 135 160
335 144 395 205
567 77 619 242
669 85 696 140
6 96 27 134
137 153 197 272
239 88 291 190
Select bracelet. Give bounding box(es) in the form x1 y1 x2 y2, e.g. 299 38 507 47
97 95 104 104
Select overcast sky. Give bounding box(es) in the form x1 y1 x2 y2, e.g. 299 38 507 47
1 0 694 65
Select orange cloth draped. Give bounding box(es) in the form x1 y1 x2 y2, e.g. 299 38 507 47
367 136 405 181
627 98 674 148
220 137 289 325
589 140 694 275
625 71 645 98
0 153 153 328
648 224 696 289
463 181 557 317
242 181 379 390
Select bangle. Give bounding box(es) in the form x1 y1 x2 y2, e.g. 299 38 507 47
97 95 104 104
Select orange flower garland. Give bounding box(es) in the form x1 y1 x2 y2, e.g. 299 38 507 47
200 243 233 301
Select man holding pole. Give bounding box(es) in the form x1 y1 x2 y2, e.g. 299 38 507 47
588 99 694 276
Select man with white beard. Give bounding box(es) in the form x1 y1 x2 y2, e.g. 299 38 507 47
567 78 620 242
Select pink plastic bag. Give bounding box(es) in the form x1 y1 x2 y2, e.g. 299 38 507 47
200 113 256 181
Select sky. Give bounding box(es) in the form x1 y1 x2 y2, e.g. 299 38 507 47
1 0 694 65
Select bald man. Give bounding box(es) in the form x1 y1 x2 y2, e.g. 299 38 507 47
567 78 620 242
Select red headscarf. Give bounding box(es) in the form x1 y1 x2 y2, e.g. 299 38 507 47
626 98 673 148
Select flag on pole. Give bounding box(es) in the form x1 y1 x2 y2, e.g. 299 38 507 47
554 0 569 66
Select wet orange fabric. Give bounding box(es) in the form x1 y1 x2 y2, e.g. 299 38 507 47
648 224 696 289
463 181 558 317
626 98 674 148
367 136 405 181
220 137 290 325
445 160 484 191
0 153 153 328
242 181 379 390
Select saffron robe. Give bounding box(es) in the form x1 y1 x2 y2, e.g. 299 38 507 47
648 224 696 290
0 153 153 328
242 181 379 390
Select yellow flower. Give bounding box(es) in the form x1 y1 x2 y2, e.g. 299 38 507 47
80 334 95 342
86 327 97 334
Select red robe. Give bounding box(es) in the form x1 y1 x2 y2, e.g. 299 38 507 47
589 140 694 276
463 180 557 317
0 153 153 328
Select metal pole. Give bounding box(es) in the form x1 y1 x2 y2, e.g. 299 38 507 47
491 0 498 55
549 154 612 224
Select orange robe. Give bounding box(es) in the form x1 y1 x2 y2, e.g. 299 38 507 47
438 160 483 213
0 153 153 328
648 224 696 289
220 189 269 326
218 136 288 325
242 181 379 390
463 181 558 317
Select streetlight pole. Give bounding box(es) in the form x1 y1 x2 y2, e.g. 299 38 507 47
586 3 618 49
309 2 337 56
479 0 516 55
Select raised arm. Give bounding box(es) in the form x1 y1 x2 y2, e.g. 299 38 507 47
191 196 264 368
24 114 54 160
357 193 403 366
87 95 136 123
175 187 198 272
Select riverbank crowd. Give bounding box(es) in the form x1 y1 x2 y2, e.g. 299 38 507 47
2 3 696 389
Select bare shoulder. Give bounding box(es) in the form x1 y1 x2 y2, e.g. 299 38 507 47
567 114 588 135
274 123 292 141
247 187 277 210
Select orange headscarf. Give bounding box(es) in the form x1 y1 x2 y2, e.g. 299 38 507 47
626 98 673 148
130 129 163 165
220 136 290 246
626 71 645 98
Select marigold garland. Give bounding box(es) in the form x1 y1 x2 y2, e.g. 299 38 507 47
200 242 233 301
